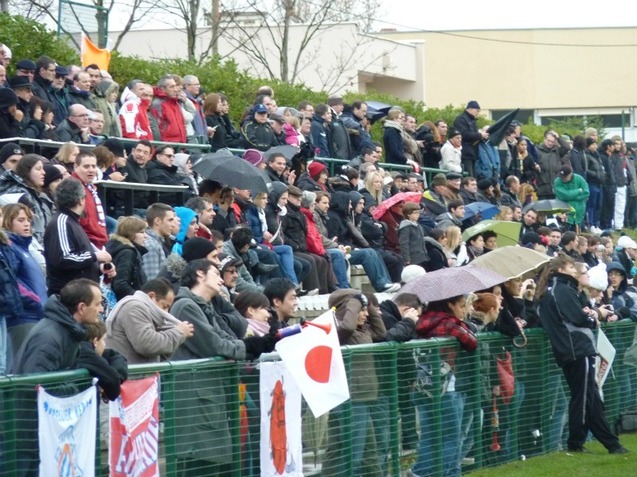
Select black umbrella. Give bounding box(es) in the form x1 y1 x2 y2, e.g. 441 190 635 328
523 199 573 214
366 100 393 125
487 109 519 146
193 155 271 193
264 145 299 161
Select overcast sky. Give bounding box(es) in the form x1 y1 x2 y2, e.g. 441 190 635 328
376 0 637 31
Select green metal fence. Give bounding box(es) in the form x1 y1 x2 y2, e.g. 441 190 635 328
1 322 635 476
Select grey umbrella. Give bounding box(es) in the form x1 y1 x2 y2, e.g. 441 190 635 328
193 155 271 193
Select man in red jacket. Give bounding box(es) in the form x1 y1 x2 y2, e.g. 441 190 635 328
72 151 108 249
150 75 186 143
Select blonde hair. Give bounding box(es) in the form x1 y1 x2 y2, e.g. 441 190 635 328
494 206 512 221
386 108 404 121
446 225 462 251
364 171 384 206
287 115 300 129
54 142 79 165
3 203 33 230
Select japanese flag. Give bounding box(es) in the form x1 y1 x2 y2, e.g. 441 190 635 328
275 309 350 417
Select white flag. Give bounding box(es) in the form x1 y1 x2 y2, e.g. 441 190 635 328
260 361 303 476
596 327 616 393
275 309 350 417
38 384 98 477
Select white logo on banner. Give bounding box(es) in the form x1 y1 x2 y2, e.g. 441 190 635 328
38 384 98 477
260 361 303 476
109 374 160 477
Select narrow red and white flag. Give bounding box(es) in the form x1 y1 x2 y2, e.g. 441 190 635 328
109 374 160 477
38 383 98 477
260 361 303 476
275 309 350 417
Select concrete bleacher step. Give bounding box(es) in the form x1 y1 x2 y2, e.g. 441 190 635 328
297 292 396 318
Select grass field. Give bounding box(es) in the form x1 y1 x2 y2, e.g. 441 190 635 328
465 433 637 477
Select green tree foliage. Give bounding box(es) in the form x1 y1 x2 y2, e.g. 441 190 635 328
0 13 79 74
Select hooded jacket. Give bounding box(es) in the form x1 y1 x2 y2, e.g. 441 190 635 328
398 219 429 266
539 273 597 367
150 87 187 143
379 299 417 342
106 290 187 364
328 108 351 160
553 173 589 225
105 234 148 301
535 141 563 198
264 182 289 246
328 289 386 402
300 206 326 255
93 80 122 137
453 110 481 164
13 295 87 374
310 113 333 158
171 206 197 256
423 236 449 272
146 159 191 204
282 202 309 253
607 261 637 320
119 86 152 140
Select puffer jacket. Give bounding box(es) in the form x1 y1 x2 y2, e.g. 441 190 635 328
119 86 152 140
585 150 605 186
535 142 563 198
105 234 148 301
13 295 87 374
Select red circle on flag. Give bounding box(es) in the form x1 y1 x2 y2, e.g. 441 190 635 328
305 345 332 383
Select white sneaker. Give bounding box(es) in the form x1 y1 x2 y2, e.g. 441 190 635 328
383 283 401 293
308 288 319 296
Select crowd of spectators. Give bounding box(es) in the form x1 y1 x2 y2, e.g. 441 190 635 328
0 48 633 475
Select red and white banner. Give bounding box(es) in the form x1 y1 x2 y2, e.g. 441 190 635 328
38 384 98 477
109 374 160 477
260 361 303 476
275 309 350 417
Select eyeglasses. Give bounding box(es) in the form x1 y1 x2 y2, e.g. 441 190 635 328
55 74 65 79
72 114 89 117
161 153 175 158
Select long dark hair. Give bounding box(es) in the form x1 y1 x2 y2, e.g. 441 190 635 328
426 295 464 314
535 253 574 300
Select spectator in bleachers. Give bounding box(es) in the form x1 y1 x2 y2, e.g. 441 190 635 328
8 75 34 132
218 253 243 301
233 291 271 337
150 75 187 143
50 65 71 125
211 186 238 237
204 93 237 151
14 59 36 81
43 178 114 295
106 277 194 364
0 87 22 139
30 56 55 104
72 151 108 248
359 170 385 209
57 103 91 143
42 163 65 203
84 64 102 91
69 71 97 110
170 259 276 472
172 206 198 256
264 277 298 330
182 75 207 140
269 112 287 145
326 190 400 293
222 227 265 294
3 203 47 364
142 203 176 280
383 108 409 166
105 216 148 300
241 103 279 151
119 80 152 140
0 141 23 172
264 151 288 183
398 202 429 268
0 153 53 244
310 103 334 158
93 79 122 137
329 166 359 193
342 101 374 159
147 145 193 204
51 141 79 174
29 97 56 141
297 160 331 193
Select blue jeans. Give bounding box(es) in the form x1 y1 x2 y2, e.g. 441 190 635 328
412 391 465 477
326 249 350 288
587 185 602 227
271 245 298 284
349 248 392 291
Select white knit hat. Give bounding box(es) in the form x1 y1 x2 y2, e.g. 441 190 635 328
588 263 608 292
401 265 427 284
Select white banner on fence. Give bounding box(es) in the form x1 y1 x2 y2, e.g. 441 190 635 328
275 309 349 417
109 374 160 477
38 384 98 477
260 361 303 476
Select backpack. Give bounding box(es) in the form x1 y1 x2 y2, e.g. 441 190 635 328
412 348 452 399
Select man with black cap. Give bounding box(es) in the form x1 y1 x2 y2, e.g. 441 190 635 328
440 127 463 173
0 142 23 172
554 165 589 232
0 87 22 139
453 100 488 177
218 253 244 301
445 172 463 202
8 75 34 132
15 59 36 81
241 103 278 151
